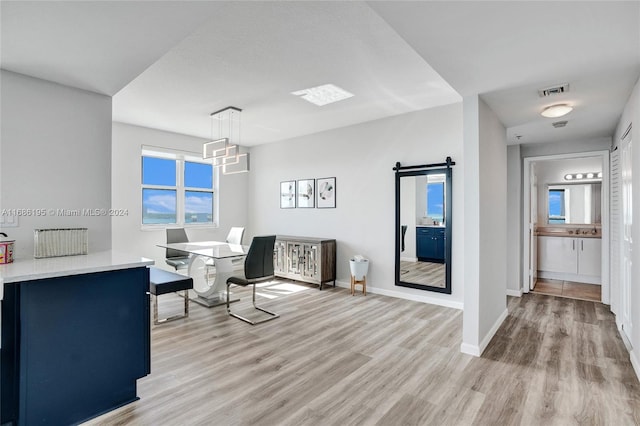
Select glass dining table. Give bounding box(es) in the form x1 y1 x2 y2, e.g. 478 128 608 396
157 241 249 307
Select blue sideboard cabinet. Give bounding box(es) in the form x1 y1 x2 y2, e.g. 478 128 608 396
1 266 151 426
416 226 445 263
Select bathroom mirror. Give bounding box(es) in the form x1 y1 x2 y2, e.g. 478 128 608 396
547 182 602 224
395 162 452 294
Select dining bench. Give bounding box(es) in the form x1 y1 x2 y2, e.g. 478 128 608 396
149 267 193 325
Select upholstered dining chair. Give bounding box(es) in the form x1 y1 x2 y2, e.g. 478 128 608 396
226 227 245 245
205 226 246 271
165 228 190 271
226 235 279 325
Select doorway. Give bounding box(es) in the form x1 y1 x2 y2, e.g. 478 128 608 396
522 150 610 303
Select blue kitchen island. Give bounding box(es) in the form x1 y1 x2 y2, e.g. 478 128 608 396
1 251 154 426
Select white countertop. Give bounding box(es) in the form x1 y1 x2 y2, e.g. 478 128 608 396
0 250 154 283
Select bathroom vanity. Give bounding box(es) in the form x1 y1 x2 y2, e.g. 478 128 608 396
537 229 601 284
416 225 445 263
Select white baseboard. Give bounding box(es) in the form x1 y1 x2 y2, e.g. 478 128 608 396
460 342 480 357
400 256 417 262
630 350 640 383
506 288 523 297
335 280 463 310
460 308 509 358
613 315 637 381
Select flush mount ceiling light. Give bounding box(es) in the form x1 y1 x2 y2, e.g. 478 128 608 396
564 172 602 181
541 104 573 118
203 106 249 174
292 83 354 106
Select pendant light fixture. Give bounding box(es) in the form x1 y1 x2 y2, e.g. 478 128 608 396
203 106 250 174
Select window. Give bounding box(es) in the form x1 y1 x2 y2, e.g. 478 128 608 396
548 189 565 224
425 174 446 224
142 148 216 226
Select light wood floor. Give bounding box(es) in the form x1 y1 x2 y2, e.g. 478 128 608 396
400 260 445 288
85 281 639 425
533 278 601 302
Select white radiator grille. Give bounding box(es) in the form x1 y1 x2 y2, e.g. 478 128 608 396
34 228 88 258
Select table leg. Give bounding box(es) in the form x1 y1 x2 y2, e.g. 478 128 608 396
187 255 240 308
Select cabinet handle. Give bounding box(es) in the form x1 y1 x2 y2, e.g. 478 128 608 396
581 240 584 251
573 240 575 250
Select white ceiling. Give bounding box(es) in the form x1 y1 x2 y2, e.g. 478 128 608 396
112 2 460 145
0 1 222 95
369 1 640 145
2 1 640 148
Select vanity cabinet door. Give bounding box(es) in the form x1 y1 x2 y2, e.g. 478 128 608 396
538 236 577 273
434 228 445 262
416 228 432 259
578 238 602 277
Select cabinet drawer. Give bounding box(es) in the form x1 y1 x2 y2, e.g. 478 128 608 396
416 227 444 235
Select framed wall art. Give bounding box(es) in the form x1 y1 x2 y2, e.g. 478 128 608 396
280 180 296 208
316 177 336 208
297 179 315 208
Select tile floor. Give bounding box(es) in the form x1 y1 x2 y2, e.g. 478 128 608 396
532 278 601 302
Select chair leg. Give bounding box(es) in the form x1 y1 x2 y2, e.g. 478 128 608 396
153 294 159 324
251 284 280 321
227 282 279 325
153 292 190 325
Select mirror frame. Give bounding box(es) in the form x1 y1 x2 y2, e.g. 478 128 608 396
395 165 452 294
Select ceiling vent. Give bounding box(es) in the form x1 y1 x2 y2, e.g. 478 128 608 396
538 83 569 97
552 120 568 128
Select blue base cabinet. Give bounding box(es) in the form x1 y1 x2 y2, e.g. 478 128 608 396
416 227 445 263
1 267 150 426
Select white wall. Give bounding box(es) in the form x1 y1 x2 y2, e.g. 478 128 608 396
613 74 640 379
506 145 522 294
462 95 508 356
248 104 464 308
509 143 610 296
520 137 611 158
0 70 112 258
111 122 250 268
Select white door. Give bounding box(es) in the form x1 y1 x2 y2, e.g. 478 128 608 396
529 166 538 290
578 238 602 277
620 128 632 341
610 149 621 315
538 236 578 274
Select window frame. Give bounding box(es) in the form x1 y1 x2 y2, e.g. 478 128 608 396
141 147 218 230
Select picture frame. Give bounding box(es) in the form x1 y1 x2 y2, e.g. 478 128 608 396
297 179 315 208
280 180 296 208
316 177 336 208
